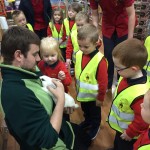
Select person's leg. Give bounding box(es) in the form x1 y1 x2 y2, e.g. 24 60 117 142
103 35 115 89
80 102 92 129
114 131 136 150
71 123 91 150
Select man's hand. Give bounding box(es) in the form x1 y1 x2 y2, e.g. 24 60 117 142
96 100 103 106
66 59 72 66
47 79 65 103
64 107 75 114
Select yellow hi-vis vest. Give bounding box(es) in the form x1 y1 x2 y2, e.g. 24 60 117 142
49 22 66 48
75 50 104 102
26 23 34 32
70 29 79 63
63 18 77 36
144 36 150 80
108 77 150 136
138 145 150 150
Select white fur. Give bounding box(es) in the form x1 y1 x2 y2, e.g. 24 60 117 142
40 75 79 108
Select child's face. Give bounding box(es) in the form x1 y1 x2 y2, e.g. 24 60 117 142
53 11 62 23
78 38 97 55
68 8 77 20
41 49 58 65
113 57 137 78
76 20 87 30
141 92 150 124
14 13 27 27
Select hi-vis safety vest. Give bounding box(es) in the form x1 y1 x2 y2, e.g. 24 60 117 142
144 36 150 79
26 23 34 32
75 50 104 102
49 22 66 48
71 29 79 63
63 18 77 36
108 77 150 136
138 145 150 150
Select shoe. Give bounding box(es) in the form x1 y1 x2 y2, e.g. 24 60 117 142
79 121 92 130
87 126 100 140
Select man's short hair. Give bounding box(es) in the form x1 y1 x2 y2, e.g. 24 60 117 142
112 38 147 69
1 26 40 64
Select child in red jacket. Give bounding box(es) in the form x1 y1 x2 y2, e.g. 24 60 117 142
38 37 72 93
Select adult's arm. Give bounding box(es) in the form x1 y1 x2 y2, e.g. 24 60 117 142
126 3 135 39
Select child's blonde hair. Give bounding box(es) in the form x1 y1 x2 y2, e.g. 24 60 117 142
40 37 64 61
75 11 89 23
112 38 147 69
77 24 99 44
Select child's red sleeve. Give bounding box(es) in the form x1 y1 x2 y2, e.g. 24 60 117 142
66 36 73 59
97 57 108 102
47 26 52 37
126 97 149 138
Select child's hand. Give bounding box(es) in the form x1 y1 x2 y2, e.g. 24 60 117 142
58 71 65 80
120 131 132 141
96 100 103 106
66 59 72 66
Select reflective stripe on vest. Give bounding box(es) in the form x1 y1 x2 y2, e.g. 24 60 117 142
108 77 150 136
144 36 150 80
138 145 150 150
71 30 79 63
49 22 66 48
26 23 34 32
75 50 103 102
63 18 77 36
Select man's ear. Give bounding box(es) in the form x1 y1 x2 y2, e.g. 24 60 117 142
14 50 23 62
131 66 140 71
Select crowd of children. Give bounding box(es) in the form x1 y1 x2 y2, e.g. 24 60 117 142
1 1 150 150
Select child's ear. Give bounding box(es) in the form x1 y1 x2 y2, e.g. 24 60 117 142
131 66 140 71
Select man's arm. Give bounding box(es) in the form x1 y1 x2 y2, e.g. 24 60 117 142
126 4 136 39
47 79 65 133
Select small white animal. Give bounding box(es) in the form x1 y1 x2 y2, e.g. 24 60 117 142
40 75 79 108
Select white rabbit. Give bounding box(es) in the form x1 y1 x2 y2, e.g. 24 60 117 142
40 75 79 108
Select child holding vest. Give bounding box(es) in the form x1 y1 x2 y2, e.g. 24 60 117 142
75 24 108 140
66 11 89 67
12 10 34 31
108 38 149 150
47 7 67 60
133 90 150 150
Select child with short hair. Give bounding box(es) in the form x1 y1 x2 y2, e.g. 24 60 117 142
38 37 72 94
66 11 89 66
133 90 150 150
47 7 67 60
108 38 150 150
64 2 82 37
75 24 108 140
12 10 34 31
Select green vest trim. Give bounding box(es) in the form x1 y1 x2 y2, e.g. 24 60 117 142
108 77 150 137
49 22 66 48
63 18 77 36
26 23 34 32
75 50 103 102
